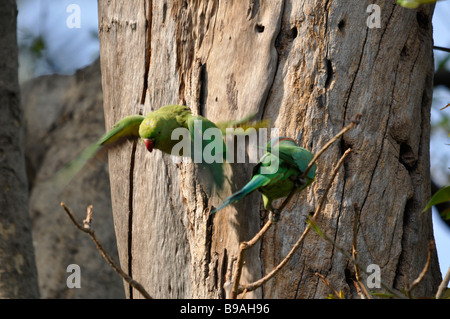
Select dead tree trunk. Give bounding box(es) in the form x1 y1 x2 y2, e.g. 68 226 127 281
0 0 40 298
98 0 441 298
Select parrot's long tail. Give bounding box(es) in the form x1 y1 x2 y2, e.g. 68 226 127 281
48 142 102 189
211 175 267 214
198 160 225 191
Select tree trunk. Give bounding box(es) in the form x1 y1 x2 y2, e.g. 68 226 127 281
98 0 441 298
0 0 40 298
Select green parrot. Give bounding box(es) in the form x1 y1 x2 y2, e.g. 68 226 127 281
54 104 260 188
396 0 440 8
212 137 316 220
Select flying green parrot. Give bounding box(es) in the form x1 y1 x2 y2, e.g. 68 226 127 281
212 137 316 220
54 104 262 188
396 0 440 8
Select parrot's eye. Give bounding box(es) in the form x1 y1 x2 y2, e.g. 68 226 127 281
158 130 161 136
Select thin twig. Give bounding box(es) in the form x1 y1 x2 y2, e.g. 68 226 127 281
229 177 307 298
315 272 343 299
436 266 450 299
228 114 361 298
434 45 450 53
351 203 371 299
307 216 407 299
223 257 237 299
300 113 361 180
229 209 275 298
405 241 434 298
83 205 93 229
229 177 310 299
61 202 152 299
351 278 366 299
239 148 351 294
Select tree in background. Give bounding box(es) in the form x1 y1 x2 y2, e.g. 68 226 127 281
0 0 40 298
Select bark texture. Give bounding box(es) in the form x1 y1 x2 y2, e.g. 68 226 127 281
0 0 40 298
98 0 441 298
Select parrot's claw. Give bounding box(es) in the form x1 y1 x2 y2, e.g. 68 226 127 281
269 209 281 223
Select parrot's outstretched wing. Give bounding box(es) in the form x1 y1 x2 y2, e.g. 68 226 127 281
276 144 316 180
187 115 227 189
97 115 145 146
215 112 269 134
50 115 145 188
267 137 316 180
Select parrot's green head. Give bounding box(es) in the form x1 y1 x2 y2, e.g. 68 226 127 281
139 115 165 153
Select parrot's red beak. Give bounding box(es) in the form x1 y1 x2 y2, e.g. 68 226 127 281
143 138 155 152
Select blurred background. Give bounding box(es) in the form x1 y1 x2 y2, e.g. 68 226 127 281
16 0 450 297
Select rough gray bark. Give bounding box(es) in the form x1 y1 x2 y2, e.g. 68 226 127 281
0 0 40 298
98 0 441 298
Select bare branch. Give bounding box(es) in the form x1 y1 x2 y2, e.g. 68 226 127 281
61 202 152 299
352 203 371 299
300 113 361 180
229 171 311 298
434 46 450 53
224 257 237 299
228 114 362 298
307 216 407 299
240 148 351 294
436 266 450 299
83 205 93 229
405 241 434 298
315 272 343 299
229 220 273 298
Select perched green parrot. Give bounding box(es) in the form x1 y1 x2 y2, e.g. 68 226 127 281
212 137 316 220
54 104 261 188
396 0 440 8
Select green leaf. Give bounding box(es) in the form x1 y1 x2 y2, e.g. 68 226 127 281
440 208 450 221
370 291 395 298
423 185 450 212
326 291 344 299
396 0 440 9
437 55 450 71
307 217 325 239
30 35 45 58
